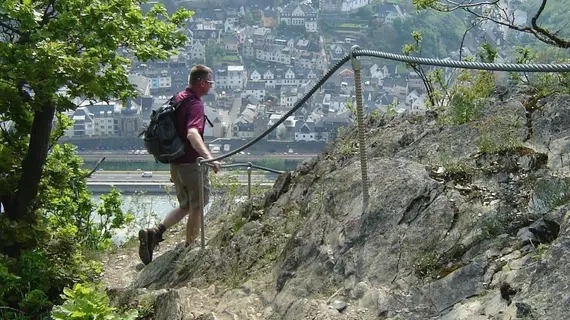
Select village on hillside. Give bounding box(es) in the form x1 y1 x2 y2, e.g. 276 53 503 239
61 0 526 146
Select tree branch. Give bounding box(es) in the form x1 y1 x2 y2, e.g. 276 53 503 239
39 0 57 27
431 0 570 48
444 0 500 11
529 0 570 48
459 21 479 60
17 81 32 103
82 157 106 179
0 306 25 314
464 6 564 47
48 113 69 151
4 103 56 220
0 125 19 152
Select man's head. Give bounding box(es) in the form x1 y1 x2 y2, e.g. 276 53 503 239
189 65 214 97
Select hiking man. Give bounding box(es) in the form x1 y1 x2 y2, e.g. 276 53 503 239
138 64 221 265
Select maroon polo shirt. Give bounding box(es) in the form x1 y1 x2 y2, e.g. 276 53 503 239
172 87 205 164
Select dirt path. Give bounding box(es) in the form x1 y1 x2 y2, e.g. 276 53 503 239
99 223 278 319
101 224 186 289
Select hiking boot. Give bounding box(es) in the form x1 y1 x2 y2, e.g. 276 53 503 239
138 228 164 265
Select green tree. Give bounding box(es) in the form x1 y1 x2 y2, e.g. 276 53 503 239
442 43 497 124
0 0 192 317
205 38 225 66
0 0 191 222
357 5 374 20
510 46 570 98
276 21 289 34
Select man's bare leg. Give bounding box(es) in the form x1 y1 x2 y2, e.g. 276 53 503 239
185 206 201 246
160 207 189 229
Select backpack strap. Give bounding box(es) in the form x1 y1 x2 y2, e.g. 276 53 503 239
176 92 214 128
204 115 214 128
172 95 193 109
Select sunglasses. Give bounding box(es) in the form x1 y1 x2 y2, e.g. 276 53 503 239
198 78 214 84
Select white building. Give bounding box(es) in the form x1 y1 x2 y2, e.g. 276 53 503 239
242 82 266 101
279 4 318 33
69 109 94 137
191 40 205 61
149 71 172 91
64 101 122 137
215 65 247 90
322 0 370 13
256 44 292 65
280 86 299 109
294 119 317 142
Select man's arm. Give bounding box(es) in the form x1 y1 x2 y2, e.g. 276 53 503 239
187 128 221 173
186 127 212 160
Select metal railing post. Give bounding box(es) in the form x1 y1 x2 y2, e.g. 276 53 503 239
247 162 252 200
197 157 206 250
350 45 370 212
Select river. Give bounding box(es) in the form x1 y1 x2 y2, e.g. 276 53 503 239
92 194 216 245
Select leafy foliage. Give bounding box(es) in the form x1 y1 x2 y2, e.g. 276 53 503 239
0 0 192 219
51 283 138 320
0 145 134 318
510 46 570 98
363 8 467 58
402 30 497 124
443 67 495 124
403 31 439 106
204 39 225 66
0 0 193 318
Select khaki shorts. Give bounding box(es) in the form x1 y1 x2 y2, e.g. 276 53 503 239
170 162 210 209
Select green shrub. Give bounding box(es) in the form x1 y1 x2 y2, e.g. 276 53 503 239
51 283 138 320
0 145 132 318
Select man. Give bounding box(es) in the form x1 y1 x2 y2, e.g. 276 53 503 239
138 65 221 265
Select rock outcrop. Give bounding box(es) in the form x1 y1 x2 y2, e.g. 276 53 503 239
108 92 570 319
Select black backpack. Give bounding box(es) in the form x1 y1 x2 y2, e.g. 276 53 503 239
141 95 191 164
141 95 214 164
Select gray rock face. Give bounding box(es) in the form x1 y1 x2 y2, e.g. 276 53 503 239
154 290 184 320
529 95 570 173
122 93 570 320
132 246 184 289
428 262 485 312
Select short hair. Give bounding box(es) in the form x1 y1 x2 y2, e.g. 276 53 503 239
189 65 212 86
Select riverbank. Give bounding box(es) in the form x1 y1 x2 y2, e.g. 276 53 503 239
82 157 301 172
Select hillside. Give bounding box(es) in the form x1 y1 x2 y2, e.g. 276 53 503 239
104 88 570 319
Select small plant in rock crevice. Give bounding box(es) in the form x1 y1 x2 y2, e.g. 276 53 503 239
531 243 551 261
476 115 524 154
414 251 440 279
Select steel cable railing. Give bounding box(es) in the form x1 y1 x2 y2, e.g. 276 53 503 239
218 162 282 199
201 54 352 165
194 47 570 249
350 45 370 210
195 55 353 249
354 49 570 72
